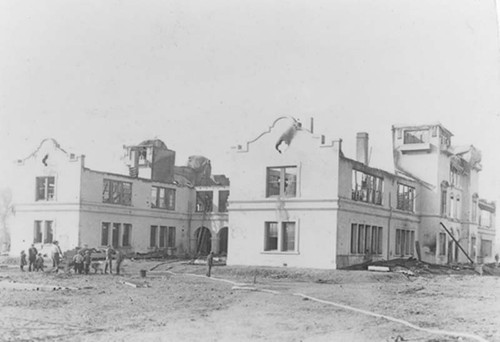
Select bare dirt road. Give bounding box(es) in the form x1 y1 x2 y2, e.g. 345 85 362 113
0 259 499 342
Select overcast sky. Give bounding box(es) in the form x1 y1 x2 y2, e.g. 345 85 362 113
1 0 499 203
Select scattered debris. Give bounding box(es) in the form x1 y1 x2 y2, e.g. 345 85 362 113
343 257 485 277
120 280 150 288
0 280 77 291
368 266 390 272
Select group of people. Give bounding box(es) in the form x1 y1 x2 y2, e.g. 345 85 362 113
20 242 126 275
20 244 45 272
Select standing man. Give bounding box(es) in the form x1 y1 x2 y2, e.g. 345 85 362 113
51 241 63 273
115 249 125 275
28 244 38 272
104 245 114 274
83 250 92 275
206 251 214 277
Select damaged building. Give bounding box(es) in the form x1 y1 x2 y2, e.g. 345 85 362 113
227 117 496 269
10 139 229 258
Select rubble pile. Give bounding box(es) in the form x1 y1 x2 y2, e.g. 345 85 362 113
343 257 500 276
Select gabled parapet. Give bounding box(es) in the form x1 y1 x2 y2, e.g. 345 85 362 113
16 138 85 168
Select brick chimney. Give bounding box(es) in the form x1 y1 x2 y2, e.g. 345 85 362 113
356 132 369 165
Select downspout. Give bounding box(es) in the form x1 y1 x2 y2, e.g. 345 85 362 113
387 192 392 260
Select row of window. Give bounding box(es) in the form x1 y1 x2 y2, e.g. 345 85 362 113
150 225 176 248
350 224 383 255
395 229 415 256
101 222 132 247
35 177 229 213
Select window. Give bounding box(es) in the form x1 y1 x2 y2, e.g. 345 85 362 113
449 193 455 218
351 224 383 254
404 129 429 144
44 221 53 243
480 210 493 228
34 221 43 243
112 223 120 247
264 221 296 252
150 226 158 247
101 223 110 246
397 184 415 212
103 179 132 206
36 177 55 201
122 224 131 247
471 196 478 222
395 229 415 256
159 226 168 248
450 166 461 188
351 170 383 205
439 233 446 256
282 222 295 252
456 195 461 220
196 191 213 212
481 240 492 258
440 189 447 216
266 167 297 197
218 190 229 212
151 186 176 210
33 220 53 243
168 227 176 248
264 222 278 251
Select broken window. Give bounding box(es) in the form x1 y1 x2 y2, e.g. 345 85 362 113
218 190 230 212
34 221 43 243
395 229 415 256
150 226 158 247
36 177 55 201
266 167 297 198
351 170 383 205
168 227 176 248
151 186 176 210
196 191 213 212
112 223 120 247
403 129 429 144
396 183 415 212
122 224 131 247
103 179 132 206
264 222 278 251
438 232 446 256
101 222 110 246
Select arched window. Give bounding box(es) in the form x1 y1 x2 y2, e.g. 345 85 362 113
456 194 461 220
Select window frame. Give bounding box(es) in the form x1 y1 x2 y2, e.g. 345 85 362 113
395 228 415 256
151 186 176 210
351 170 383 205
396 183 415 212
218 190 230 212
101 222 110 246
150 225 158 248
35 176 56 201
403 129 429 144
102 179 132 206
122 223 132 247
196 191 213 212
263 221 298 253
266 166 297 198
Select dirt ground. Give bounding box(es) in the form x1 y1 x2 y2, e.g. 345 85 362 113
0 258 499 342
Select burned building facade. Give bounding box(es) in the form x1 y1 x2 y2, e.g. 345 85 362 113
10 139 229 258
227 117 496 269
